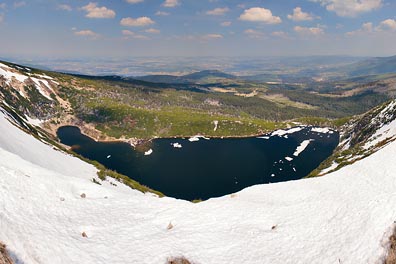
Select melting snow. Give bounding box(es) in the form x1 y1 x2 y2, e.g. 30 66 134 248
364 119 396 149
188 135 210 142
0 63 28 84
24 115 43 126
293 140 314 157
0 63 56 101
213 120 219 131
0 110 396 264
320 161 338 175
271 126 304 137
311 127 334 134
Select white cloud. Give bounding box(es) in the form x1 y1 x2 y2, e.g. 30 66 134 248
120 17 155 27
202 34 223 40
81 2 115 19
145 28 160 34
244 29 265 38
13 1 26 8
156 11 170 16
362 22 374 32
122 30 148 39
272 31 289 38
126 0 144 3
122 30 135 36
206 7 230 16
0 14 4 23
294 26 324 35
58 4 72 11
377 19 396 31
175 34 223 41
163 0 179 8
287 7 316 21
74 30 100 39
239 7 282 24
221 21 232 27
346 19 396 36
346 22 372 36
312 0 382 17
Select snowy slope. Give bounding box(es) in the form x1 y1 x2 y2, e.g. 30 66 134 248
1 110 396 264
0 62 56 101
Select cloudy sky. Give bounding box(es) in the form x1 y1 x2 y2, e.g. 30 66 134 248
0 0 395 58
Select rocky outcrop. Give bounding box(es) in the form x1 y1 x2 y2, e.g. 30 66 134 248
0 242 13 264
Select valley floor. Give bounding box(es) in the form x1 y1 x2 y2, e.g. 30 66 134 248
0 111 395 264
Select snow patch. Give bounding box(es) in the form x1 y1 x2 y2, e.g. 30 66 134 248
213 120 219 131
30 77 54 100
271 126 304 137
0 64 28 84
0 63 55 101
188 135 210 142
320 161 338 174
311 127 334 134
24 115 43 126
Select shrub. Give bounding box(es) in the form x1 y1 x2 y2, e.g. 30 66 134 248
166 256 192 264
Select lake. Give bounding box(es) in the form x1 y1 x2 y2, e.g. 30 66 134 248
57 126 339 200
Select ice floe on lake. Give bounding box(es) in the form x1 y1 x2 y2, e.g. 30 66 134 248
144 149 153 156
293 140 314 157
171 143 182 148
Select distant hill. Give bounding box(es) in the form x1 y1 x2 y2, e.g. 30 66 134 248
182 70 236 80
135 70 236 84
340 55 396 77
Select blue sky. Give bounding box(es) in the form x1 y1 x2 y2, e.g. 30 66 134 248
0 0 396 58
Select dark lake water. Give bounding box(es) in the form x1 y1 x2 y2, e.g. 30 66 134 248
57 126 339 200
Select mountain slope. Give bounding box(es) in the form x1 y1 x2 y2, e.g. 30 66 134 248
340 55 396 77
1 98 396 263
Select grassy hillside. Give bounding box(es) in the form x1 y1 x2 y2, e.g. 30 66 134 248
1 59 395 141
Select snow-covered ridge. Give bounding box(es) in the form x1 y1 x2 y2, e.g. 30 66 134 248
363 100 396 149
318 99 396 176
344 99 396 149
1 107 396 263
0 62 57 101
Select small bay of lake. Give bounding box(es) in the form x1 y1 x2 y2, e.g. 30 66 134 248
57 126 339 200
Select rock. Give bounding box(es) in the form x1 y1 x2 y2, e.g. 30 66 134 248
0 242 13 264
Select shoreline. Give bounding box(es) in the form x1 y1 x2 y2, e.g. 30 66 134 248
54 123 339 148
